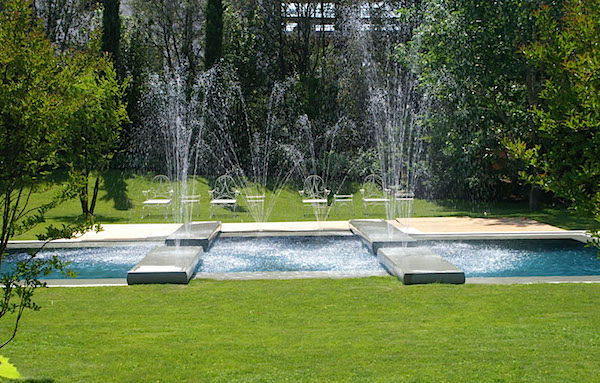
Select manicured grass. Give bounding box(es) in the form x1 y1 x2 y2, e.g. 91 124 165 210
1 278 600 382
12 170 597 239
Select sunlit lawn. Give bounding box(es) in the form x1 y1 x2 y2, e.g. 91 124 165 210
12 170 597 239
1 278 600 382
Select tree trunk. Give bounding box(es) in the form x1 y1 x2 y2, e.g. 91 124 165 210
89 176 100 216
80 179 89 217
529 185 542 212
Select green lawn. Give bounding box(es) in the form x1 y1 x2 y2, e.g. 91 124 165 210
13 171 597 240
1 278 600 382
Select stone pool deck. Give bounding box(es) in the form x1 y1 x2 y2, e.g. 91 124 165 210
11 216 578 244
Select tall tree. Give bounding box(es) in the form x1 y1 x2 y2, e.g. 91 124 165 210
63 42 129 218
509 0 600 217
205 0 224 68
0 0 69 257
407 0 544 201
131 0 204 74
102 0 121 71
31 0 99 50
0 0 96 352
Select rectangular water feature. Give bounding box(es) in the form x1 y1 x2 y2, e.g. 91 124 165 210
4 237 599 281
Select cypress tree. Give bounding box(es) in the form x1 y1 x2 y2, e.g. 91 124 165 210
204 0 223 68
102 0 121 72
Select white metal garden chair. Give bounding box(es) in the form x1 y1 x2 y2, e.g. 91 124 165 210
298 175 330 217
359 174 390 214
208 174 240 218
141 175 174 219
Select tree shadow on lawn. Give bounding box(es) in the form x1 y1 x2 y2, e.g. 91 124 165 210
433 199 598 230
101 171 132 211
50 215 130 224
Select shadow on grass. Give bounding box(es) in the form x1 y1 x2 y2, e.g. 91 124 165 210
50 215 130 224
101 171 132 211
432 199 598 230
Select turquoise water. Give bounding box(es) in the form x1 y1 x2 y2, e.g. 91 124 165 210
3 238 599 279
2 243 158 279
426 239 600 277
197 236 382 273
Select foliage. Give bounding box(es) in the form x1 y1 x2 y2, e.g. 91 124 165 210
61 42 129 217
510 0 600 218
0 0 70 256
407 0 546 200
0 355 20 379
129 0 204 75
31 0 101 50
0 0 99 353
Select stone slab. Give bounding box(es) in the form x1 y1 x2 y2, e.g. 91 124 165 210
127 246 203 284
165 221 221 249
377 247 465 285
349 219 417 252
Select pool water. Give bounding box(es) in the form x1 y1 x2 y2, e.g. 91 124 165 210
426 239 600 277
3 238 599 279
2 243 159 279
198 236 382 273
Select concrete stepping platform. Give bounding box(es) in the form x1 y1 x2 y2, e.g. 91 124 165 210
165 221 221 249
377 247 465 285
349 219 417 252
127 246 203 284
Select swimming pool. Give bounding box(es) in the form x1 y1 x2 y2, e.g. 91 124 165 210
426 239 600 277
2 243 159 279
2 237 599 279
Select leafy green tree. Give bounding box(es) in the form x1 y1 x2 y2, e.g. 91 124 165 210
62 44 129 218
31 0 100 50
0 0 69 257
130 0 204 74
509 0 600 216
407 0 545 201
0 0 97 352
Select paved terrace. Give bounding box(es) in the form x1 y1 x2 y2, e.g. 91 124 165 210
11 217 573 244
395 217 566 233
90 217 571 241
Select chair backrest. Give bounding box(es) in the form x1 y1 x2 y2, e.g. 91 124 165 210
210 175 238 200
302 175 329 199
150 175 173 199
361 174 388 199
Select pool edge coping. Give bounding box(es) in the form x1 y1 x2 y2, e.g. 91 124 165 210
40 273 600 287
